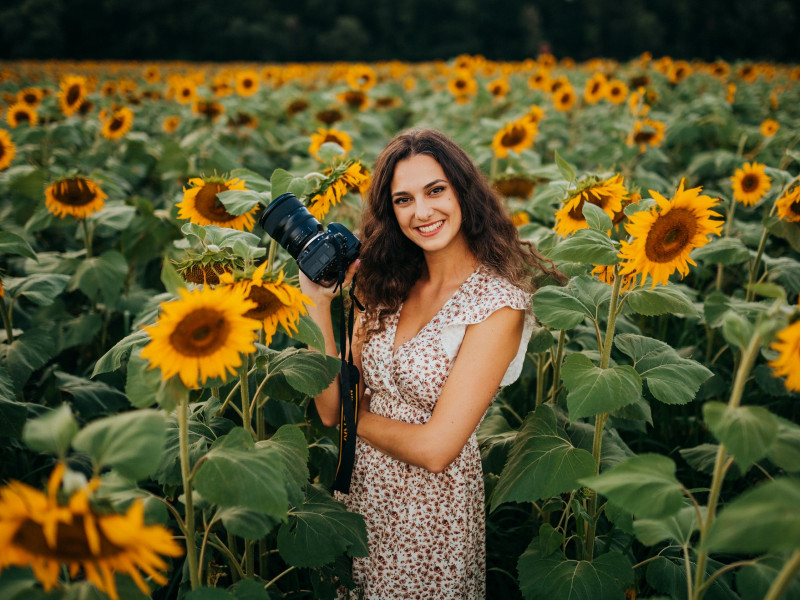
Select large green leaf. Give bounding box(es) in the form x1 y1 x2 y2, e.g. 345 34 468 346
633 505 705 547
262 347 340 397
22 404 78 457
72 409 167 480
194 428 287 517
3 274 70 306
626 285 698 317
92 328 150 376
767 416 800 473
255 424 310 506
692 237 751 265
54 371 128 418
579 454 684 519
533 276 612 329
737 556 800 600
615 334 712 405
0 398 26 438
277 484 368 568
218 506 281 540
69 250 128 307
0 231 37 260
491 404 595 510
270 169 294 198
292 313 327 352
703 402 778 471
646 553 737 600
217 188 268 216
582 202 614 232
547 229 619 265
705 478 800 554
517 547 634 600
703 291 769 328
561 353 642 421
4 326 56 390
124 349 162 408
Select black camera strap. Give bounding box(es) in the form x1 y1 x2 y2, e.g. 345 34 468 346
332 251 361 494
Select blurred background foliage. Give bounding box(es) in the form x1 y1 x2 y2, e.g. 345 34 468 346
0 0 798 63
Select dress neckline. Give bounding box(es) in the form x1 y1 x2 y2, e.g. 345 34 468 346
390 265 483 355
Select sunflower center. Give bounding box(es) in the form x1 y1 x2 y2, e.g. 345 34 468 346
567 189 607 220
644 208 697 263
194 183 237 222
245 286 284 320
634 129 655 144
790 200 800 216
501 125 526 147
14 516 123 560
53 179 97 207
455 79 467 90
590 82 601 94
23 92 37 104
169 308 230 357
243 78 253 89
14 110 30 124
741 173 760 193
66 84 82 106
108 116 124 132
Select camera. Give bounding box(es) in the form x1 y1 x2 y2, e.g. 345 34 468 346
260 192 361 286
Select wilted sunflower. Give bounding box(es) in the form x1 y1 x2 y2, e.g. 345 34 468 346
605 79 629 104
235 70 259 97
308 160 370 220
345 63 377 91
58 75 88 117
775 184 800 223
141 285 260 388
314 107 343 124
491 119 537 158
337 90 369 111
286 98 309 116
309 128 352 161
584 73 608 104
591 264 637 293
627 118 666 152
220 265 312 345
554 174 628 236
100 107 134 140
178 176 258 231
730 162 771 206
493 174 536 199
17 86 44 106
6 102 38 128
45 176 107 219
0 129 16 171
760 119 779 137
553 85 576 111
162 115 180 133
768 315 800 392
618 180 723 287
0 462 182 600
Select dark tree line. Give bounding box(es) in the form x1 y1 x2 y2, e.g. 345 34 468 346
1 0 797 63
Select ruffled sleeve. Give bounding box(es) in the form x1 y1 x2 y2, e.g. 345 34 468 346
440 269 534 388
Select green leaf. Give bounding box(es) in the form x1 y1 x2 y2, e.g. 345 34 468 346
518 547 633 600
705 478 800 553
582 202 614 232
703 402 779 471
614 334 712 405
721 310 755 350
626 285 698 316
0 397 26 438
491 404 595 510
633 505 703 546
703 291 769 328
255 424 310 506
679 444 739 478
277 484 368 567
125 349 161 408
0 231 37 260
217 189 267 216
767 416 800 473
22 404 78 457
194 428 287 516
579 454 684 519
316 141 346 163
89 204 137 231
69 250 128 307
692 237 751 265
737 556 800 600
547 229 619 265
185 589 236 600
4 274 70 306
528 326 555 353
262 348 340 397
229 168 271 193
292 313 327 351
646 554 736 600
219 506 281 540
538 523 564 557
54 371 128 418
0 364 16 403
159 260 185 297
154 410 230 486
4 327 56 390
533 275 611 329
288 176 312 198
92 329 150 376
554 150 576 182
561 353 642 421
270 169 294 198
72 409 167 480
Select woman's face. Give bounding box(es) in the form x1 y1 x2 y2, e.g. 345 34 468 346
389 153 465 256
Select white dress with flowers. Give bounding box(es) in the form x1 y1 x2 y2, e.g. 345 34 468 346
337 265 534 600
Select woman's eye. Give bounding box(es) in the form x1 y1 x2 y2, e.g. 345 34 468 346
393 197 410 205
430 186 445 195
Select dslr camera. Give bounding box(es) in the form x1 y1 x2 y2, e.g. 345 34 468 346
260 193 361 286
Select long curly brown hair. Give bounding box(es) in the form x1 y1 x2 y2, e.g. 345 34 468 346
355 128 564 336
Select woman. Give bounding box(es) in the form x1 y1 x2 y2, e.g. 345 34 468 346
300 128 562 599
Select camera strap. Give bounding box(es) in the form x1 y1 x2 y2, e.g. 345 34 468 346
332 263 361 494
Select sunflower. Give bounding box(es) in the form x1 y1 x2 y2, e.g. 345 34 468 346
100 107 134 140
191 99 224 121
337 89 369 110
314 107 343 124
493 174 536 199
141 285 259 388
178 176 259 230
345 63 377 91
668 60 692 84
229 112 258 129
627 118 666 152
487 78 510 98
552 85 576 111
100 81 118 97
235 70 259 97
17 87 44 106
447 70 478 100
45 176 107 219
737 64 758 83
510 211 531 227
173 78 197 105
760 119 779 137
491 119 537 158
554 175 628 236
528 69 551 91
58 75 88 117
309 128 352 161
618 180 723 287
584 73 608 104
162 115 180 133
768 316 800 392
730 162 771 206
220 265 312 345
308 160 369 220
591 264 637 293
605 79 629 104
726 83 737 104
143 65 161 84
0 129 16 171
627 88 650 117
6 102 38 128
709 60 730 79
775 184 800 223
0 463 182 600
180 261 234 286
375 96 402 109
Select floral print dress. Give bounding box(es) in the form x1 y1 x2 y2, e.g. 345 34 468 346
337 266 534 600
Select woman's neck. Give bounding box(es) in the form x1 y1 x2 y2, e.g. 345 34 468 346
420 245 479 289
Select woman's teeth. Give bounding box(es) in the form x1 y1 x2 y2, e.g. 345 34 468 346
418 221 443 233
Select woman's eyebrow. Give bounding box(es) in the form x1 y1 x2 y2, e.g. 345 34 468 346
391 179 448 197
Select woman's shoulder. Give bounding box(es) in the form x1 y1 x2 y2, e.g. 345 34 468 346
463 265 532 313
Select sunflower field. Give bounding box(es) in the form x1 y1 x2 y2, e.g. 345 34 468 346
0 54 799 600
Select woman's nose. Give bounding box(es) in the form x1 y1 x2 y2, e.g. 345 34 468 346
415 198 435 220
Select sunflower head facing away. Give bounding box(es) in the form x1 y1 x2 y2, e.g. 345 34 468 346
730 162 771 206
307 159 370 221
493 174 537 199
141 285 260 388
491 119 537 158
554 174 629 236
178 176 258 230
591 264 638 294
45 176 107 219
0 462 183 600
0 129 16 171
618 180 723 287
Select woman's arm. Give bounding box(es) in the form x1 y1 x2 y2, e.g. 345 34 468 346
356 306 524 473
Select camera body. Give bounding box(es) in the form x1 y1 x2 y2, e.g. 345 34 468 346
260 193 361 285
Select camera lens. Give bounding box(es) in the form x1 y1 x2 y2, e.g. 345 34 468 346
260 193 323 258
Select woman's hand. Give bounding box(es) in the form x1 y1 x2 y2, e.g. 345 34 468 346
298 259 360 308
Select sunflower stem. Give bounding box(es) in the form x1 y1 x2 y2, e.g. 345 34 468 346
692 330 762 600
81 218 93 259
535 352 546 406
548 329 566 404
764 550 800 600
489 155 499 180
240 363 252 437
0 295 14 344
716 198 737 292
178 395 201 590
266 238 278 277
